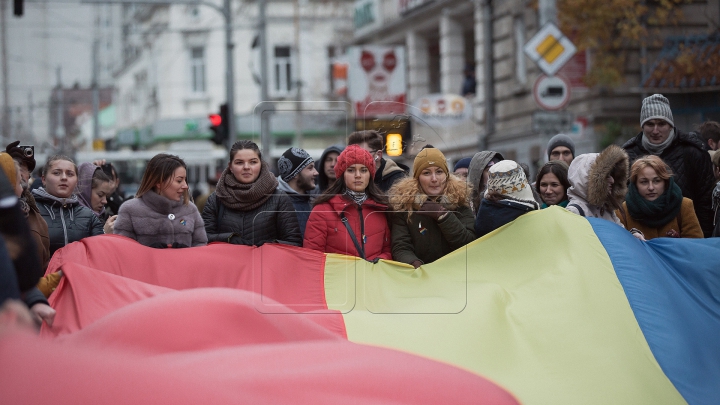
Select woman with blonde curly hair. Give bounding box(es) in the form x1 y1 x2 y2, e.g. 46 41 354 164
618 155 702 240
388 147 476 268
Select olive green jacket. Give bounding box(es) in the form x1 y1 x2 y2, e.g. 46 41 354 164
390 206 476 265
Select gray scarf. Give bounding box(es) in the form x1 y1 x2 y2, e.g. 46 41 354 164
641 128 675 155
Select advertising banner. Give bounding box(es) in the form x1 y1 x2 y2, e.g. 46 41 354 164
347 46 406 117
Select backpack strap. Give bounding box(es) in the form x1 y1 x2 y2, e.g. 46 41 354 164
567 203 585 217
340 211 366 260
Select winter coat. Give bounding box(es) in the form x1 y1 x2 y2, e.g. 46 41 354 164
375 158 408 192
623 130 715 237
475 198 536 238
24 192 50 272
32 188 104 256
618 198 702 240
202 189 301 246
114 190 207 247
566 146 629 226
388 176 476 265
277 176 313 238
303 195 391 260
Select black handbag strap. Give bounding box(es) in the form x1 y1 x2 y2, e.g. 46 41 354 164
568 203 585 217
340 211 365 260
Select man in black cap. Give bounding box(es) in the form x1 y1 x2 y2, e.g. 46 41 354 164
276 147 318 236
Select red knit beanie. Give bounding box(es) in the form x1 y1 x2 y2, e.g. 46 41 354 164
334 144 376 180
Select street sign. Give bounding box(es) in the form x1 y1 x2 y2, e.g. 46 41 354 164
532 111 575 135
524 23 577 76
533 75 571 111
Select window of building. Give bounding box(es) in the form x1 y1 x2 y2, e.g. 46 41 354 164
514 16 527 85
190 47 206 94
274 46 293 95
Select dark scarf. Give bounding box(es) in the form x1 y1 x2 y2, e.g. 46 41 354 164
215 161 278 211
625 177 683 228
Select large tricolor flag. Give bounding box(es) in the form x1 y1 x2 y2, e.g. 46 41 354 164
1 207 718 404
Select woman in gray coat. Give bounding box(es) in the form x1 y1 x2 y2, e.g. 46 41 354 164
114 154 207 248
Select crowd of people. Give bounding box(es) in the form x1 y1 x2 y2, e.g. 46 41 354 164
2 93 720 328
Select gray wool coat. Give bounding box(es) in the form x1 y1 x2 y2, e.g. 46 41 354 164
114 191 208 247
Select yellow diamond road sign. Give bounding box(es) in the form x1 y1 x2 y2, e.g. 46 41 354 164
524 23 576 76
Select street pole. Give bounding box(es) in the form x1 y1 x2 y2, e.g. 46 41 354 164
293 0 302 149
259 0 271 157
1 0 10 144
223 0 235 149
538 0 557 26
92 39 100 145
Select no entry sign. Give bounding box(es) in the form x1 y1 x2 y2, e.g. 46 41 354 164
533 75 571 111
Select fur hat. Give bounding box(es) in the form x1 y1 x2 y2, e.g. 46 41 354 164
546 134 575 160
0 153 17 188
640 94 674 128
413 148 448 179
485 160 537 207
334 144 376 180
277 147 314 182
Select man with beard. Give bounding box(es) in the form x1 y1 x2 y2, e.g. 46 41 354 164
276 147 318 237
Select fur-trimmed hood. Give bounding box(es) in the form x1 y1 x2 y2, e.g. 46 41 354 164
567 145 629 209
388 175 471 215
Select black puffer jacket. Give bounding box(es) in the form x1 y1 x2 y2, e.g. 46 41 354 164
623 130 715 237
32 188 104 256
202 189 302 246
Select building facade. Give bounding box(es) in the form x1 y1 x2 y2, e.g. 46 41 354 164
348 0 720 174
113 0 354 158
0 1 121 150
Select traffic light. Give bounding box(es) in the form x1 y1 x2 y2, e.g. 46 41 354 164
209 103 229 145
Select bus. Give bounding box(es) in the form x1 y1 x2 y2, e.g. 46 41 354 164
75 141 228 198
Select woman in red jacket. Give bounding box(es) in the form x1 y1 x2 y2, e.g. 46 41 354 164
303 145 391 262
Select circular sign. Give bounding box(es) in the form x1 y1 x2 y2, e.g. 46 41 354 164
533 75 571 111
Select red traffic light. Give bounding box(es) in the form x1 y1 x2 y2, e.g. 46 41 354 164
208 114 222 126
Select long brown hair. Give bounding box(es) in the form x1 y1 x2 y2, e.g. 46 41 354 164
313 168 388 206
136 153 189 204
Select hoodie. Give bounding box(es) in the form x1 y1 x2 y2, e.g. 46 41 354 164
277 176 313 237
566 145 629 226
316 145 344 194
76 162 104 217
467 151 504 213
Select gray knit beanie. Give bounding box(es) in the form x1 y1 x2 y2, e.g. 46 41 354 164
546 134 575 160
640 94 674 128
